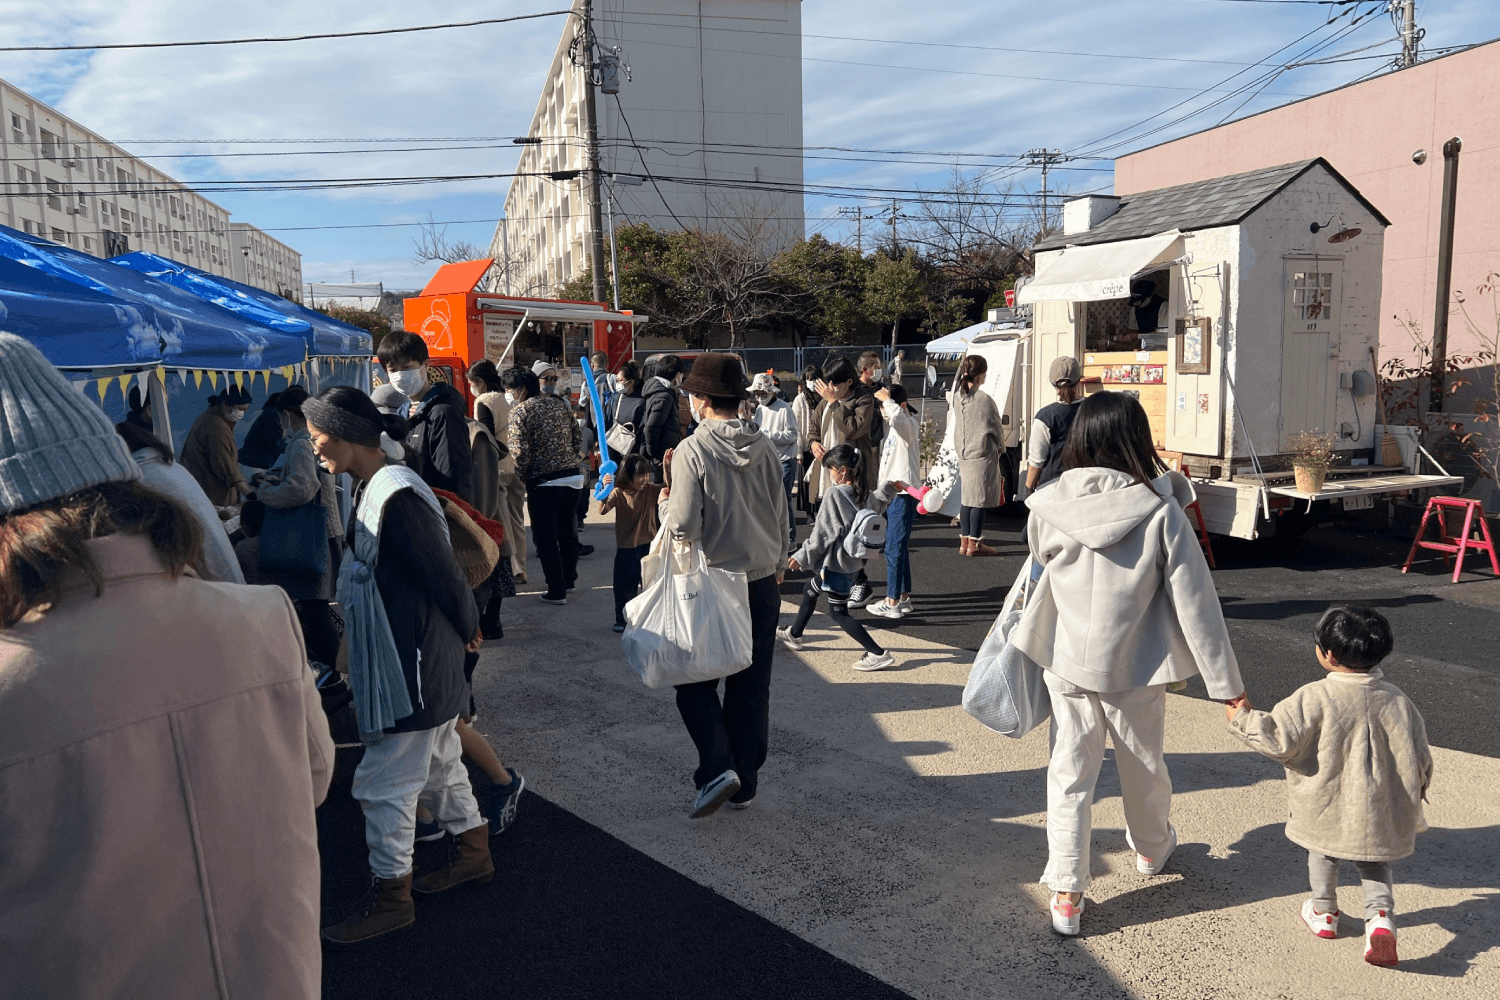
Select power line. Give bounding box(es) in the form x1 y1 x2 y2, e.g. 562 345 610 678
0 10 572 53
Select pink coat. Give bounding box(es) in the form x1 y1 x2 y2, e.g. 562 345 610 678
0 534 335 999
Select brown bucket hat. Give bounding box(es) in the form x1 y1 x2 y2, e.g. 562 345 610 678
679 352 749 400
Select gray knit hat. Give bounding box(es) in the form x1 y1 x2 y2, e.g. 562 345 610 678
0 332 142 515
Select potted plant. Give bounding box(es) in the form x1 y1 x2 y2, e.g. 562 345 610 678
1289 431 1334 493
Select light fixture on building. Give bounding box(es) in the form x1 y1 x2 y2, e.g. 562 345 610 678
1412 149 1428 165
1309 214 1361 244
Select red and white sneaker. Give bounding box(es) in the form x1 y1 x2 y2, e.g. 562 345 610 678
1300 898 1338 939
1364 910 1398 967
1050 893 1084 936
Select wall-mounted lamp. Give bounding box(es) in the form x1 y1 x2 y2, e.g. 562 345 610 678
1310 214 1362 244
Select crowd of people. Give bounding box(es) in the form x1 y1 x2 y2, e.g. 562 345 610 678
0 330 1434 994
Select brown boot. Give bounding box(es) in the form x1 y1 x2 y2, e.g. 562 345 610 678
412 823 494 896
321 872 414 949
959 536 973 556
971 538 999 556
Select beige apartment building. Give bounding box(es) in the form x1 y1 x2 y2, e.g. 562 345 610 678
1 76 300 298
490 0 805 297
230 223 304 302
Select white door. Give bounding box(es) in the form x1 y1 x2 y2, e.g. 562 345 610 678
1166 262 1229 457
1278 259 1343 451
1029 299 1082 419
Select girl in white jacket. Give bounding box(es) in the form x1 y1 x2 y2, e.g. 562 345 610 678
868 384 921 619
1012 391 1247 936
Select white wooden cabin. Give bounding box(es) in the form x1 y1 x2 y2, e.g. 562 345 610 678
1011 158 1459 538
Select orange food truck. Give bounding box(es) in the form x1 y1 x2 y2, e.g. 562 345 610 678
400 258 647 413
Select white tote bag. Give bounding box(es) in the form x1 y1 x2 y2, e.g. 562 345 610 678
961 556 1051 738
621 530 753 689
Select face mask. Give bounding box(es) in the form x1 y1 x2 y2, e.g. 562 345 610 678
615 379 627 393
227 408 247 423
388 367 426 397
504 392 516 405
541 383 558 395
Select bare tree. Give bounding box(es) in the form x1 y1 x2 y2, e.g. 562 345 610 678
411 212 485 265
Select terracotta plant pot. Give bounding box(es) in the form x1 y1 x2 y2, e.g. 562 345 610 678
1293 464 1327 494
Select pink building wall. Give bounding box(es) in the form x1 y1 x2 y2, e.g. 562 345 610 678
1115 40 1500 384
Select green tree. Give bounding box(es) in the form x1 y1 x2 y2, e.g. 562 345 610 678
772 234 870 345
864 247 925 350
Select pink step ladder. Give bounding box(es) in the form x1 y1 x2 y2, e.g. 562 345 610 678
1401 496 1499 583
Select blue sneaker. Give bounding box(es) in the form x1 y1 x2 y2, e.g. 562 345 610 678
485 769 525 836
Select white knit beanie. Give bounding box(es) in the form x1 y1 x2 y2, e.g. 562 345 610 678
0 331 142 515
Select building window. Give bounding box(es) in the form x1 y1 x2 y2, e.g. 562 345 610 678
75 192 88 218
82 236 93 252
172 230 182 251
22 220 34 235
39 130 58 159
51 227 68 245
15 166 30 194
11 114 24 144
1291 270 1335 324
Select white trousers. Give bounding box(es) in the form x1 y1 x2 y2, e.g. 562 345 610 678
1041 672 1173 893
351 718 484 879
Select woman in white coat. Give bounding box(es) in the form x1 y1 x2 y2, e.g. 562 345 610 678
1011 391 1248 936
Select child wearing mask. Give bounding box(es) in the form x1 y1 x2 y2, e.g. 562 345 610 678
778 445 904 672
599 454 663 632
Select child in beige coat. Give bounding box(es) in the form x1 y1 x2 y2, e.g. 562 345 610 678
1228 604 1433 968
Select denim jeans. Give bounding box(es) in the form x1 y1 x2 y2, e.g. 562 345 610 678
528 485 582 598
674 573 780 801
613 542 651 625
884 493 915 598
959 504 986 538
780 459 797 542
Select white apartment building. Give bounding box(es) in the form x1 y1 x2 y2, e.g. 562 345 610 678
490 0 805 297
230 223 304 302
1 77 237 274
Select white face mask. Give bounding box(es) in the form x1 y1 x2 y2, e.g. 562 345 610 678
227 408 247 423
388 367 426 397
504 391 516 405
615 379 628 393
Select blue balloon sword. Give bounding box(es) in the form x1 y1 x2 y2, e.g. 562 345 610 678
579 356 616 501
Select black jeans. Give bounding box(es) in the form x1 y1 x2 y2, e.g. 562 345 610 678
613 542 651 626
527 485 582 598
294 599 340 668
674 573 780 801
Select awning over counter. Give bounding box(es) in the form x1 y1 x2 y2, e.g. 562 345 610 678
1017 230 1183 304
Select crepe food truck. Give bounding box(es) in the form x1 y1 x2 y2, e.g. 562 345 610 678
961 158 1460 539
400 259 647 413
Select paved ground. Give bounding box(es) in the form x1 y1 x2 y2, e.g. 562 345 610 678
318 502 1500 999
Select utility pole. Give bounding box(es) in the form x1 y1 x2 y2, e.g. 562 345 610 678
837 206 866 253
579 0 608 304
884 199 906 248
1024 148 1071 234
1396 0 1422 69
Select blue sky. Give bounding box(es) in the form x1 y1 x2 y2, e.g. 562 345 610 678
1 0 1494 290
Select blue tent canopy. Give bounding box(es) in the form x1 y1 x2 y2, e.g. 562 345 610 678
0 226 306 371
114 252 373 357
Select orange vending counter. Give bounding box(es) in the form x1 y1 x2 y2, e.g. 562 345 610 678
401 258 646 410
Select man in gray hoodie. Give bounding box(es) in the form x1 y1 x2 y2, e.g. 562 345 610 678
661 353 789 818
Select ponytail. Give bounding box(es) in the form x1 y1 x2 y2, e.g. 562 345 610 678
957 354 988 395
821 443 868 505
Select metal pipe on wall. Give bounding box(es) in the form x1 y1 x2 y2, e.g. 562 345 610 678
1429 136 1462 415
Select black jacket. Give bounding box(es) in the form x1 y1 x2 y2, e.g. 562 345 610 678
640 377 682 462
238 407 286 469
365 486 478 734
404 381 474 503
606 388 647 444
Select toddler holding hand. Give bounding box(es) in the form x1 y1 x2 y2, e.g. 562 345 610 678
600 454 663 633
1227 605 1433 967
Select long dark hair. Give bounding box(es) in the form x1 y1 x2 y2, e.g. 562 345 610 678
0 481 203 629
115 420 174 464
1060 391 1167 492
957 354 987 395
822 444 867 504
467 359 504 394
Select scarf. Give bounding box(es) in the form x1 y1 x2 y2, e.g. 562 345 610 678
336 464 449 741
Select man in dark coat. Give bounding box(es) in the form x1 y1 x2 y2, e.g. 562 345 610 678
379 330 474 503
640 353 684 482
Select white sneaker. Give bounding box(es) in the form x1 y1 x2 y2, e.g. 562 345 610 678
1364 910 1398 966
776 627 804 651
866 600 904 619
1300 898 1338 939
854 651 896 671
690 770 741 819
1128 823 1177 875
896 597 914 615
1050 893 1084 936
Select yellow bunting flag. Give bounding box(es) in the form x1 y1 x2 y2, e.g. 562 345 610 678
208 371 220 389
94 378 107 402
282 365 295 383
117 374 133 400
233 371 244 390
191 369 202 389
